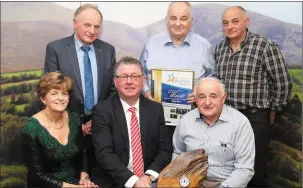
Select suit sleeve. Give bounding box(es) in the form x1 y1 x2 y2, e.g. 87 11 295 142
91 103 133 186
44 43 59 73
146 104 173 173
108 46 117 98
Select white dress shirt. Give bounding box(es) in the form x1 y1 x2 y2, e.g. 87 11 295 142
120 98 159 187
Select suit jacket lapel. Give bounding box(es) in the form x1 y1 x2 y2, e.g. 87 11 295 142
139 95 149 154
66 35 83 97
93 40 105 99
113 96 130 152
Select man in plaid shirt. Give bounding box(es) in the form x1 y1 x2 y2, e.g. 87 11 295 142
214 6 292 187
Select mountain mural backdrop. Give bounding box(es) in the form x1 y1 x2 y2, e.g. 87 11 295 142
0 2 302 188
1 2 302 73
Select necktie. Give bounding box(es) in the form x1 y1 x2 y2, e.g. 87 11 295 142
129 107 144 178
81 46 94 111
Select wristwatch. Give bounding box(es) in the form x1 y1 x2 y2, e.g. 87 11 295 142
144 173 156 182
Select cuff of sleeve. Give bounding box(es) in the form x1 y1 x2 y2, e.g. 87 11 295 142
145 169 159 180
124 175 139 188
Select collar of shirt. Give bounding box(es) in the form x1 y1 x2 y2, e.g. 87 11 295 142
196 104 230 124
163 31 192 47
224 29 251 49
120 98 140 113
74 33 95 53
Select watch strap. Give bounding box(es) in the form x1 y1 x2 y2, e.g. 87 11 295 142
144 173 156 182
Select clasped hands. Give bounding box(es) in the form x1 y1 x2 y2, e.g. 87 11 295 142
78 178 98 188
82 120 92 136
62 178 98 188
77 172 98 188
134 174 152 188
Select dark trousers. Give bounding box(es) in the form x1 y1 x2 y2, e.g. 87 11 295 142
85 134 96 176
239 108 271 187
80 114 95 176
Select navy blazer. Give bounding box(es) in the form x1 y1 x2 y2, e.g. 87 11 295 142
44 34 116 115
91 94 173 188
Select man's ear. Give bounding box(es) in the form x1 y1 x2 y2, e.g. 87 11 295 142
222 92 227 104
244 17 250 28
73 19 77 28
142 76 146 88
113 78 118 88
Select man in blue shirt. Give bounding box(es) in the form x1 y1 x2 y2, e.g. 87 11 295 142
173 77 255 187
139 2 216 103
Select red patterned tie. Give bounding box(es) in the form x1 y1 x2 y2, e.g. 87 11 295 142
129 107 144 178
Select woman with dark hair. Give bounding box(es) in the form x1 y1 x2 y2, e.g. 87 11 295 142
21 72 98 188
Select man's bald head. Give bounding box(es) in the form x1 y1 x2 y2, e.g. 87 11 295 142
222 6 249 42
166 1 193 44
223 6 247 18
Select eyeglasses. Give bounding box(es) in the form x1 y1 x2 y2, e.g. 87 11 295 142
115 74 143 82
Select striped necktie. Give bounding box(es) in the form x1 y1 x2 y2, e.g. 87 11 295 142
129 107 144 178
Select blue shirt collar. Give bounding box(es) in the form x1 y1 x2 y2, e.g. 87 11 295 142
217 104 229 122
195 104 229 123
74 34 95 52
163 31 192 46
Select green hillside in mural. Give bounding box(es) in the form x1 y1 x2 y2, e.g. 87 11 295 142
0 165 27 188
0 2 302 188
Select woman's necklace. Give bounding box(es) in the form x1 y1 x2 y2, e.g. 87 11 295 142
43 110 64 130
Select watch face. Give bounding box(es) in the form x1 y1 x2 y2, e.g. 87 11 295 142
179 175 190 187
145 174 156 182
150 175 156 181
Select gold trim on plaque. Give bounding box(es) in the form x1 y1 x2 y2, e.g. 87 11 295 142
152 69 162 103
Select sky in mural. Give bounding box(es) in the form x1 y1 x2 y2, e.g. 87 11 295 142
55 1 302 27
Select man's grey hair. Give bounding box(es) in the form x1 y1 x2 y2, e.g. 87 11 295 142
74 4 103 21
166 2 193 19
194 77 226 96
115 56 144 76
235 6 247 13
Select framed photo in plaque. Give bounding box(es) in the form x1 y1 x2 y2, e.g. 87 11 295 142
151 69 195 126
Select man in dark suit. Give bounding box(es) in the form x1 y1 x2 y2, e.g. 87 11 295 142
91 56 173 188
44 4 116 177
44 4 116 134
